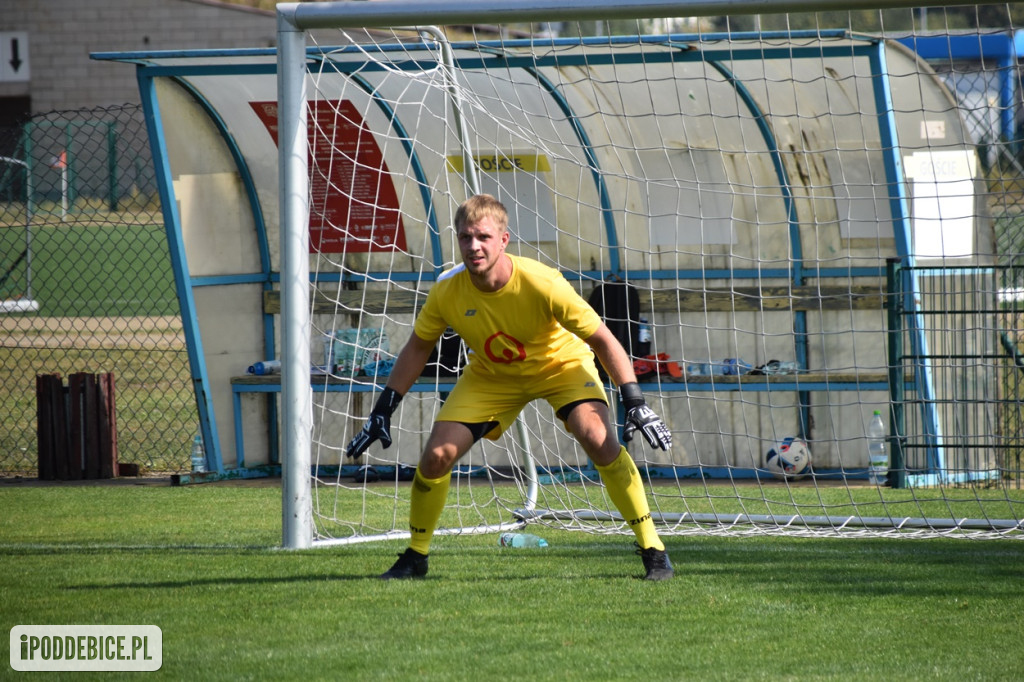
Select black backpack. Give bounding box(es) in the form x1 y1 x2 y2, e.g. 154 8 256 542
587 278 644 377
422 327 464 378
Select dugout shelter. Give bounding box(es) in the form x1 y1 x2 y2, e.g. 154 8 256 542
93 29 992 484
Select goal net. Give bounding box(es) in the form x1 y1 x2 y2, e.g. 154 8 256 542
275 1 1024 547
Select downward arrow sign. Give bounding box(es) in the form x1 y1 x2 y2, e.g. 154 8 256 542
9 37 21 72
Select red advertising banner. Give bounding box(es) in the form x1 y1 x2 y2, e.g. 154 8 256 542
250 99 407 253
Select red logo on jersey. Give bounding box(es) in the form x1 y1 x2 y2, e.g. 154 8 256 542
484 331 526 364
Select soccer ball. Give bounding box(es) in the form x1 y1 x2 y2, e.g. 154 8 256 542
765 437 812 480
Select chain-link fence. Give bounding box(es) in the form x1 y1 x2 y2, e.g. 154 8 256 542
928 60 1024 264
0 104 195 474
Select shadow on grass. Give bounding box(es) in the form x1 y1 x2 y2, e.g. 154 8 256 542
5 536 1023 595
666 536 1024 598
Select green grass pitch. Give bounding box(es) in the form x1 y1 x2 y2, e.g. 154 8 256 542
0 221 176 317
1 483 1022 680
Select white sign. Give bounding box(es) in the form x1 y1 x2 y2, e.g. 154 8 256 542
903 150 976 259
920 120 946 141
0 32 30 82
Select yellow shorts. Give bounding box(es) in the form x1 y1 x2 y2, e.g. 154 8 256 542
436 361 608 440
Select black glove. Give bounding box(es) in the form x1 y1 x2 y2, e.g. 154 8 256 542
345 387 403 459
619 382 672 450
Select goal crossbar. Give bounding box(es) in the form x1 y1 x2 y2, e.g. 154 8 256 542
279 0 981 30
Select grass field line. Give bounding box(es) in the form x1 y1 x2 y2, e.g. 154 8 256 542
0 542 275 552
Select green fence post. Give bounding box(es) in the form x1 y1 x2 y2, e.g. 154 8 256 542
107 121 119 212
886 258 907 489
65 125 75 217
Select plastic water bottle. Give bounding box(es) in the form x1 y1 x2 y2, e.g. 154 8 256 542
190 433 206 473
498 532 549 548
763 360 801 375
708 360 729 376
778 361 801 374
247 360 280 375
687 362 709 376
637 317 652 357
868 410 888 486
723 358 752 375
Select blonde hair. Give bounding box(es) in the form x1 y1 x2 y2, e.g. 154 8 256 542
454 194 508 233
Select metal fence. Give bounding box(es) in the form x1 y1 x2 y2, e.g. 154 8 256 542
0 104 195 473
889 264 1024 487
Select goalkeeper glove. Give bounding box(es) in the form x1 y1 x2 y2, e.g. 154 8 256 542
345 387 403 459
619 382 672 450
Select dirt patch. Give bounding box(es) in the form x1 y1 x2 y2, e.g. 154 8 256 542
0 316 185 349
0 472 282 487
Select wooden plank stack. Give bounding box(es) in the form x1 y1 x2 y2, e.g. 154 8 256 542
36 373 119 480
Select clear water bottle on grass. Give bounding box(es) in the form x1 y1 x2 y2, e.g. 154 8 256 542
498 532 549 548
868 410 888 486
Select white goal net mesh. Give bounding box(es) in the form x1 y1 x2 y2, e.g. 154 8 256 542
280 11 1024 543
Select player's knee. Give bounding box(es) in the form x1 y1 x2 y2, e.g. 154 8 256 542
571 423 619 464
585 438 622 466
568 404 607 435
419 443 459 478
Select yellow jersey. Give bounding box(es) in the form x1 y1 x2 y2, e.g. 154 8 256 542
414 255 602 378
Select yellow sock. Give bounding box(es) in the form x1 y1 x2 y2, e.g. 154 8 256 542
407 468 451 555
595 446 665 551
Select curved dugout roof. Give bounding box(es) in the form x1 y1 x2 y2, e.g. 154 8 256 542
98 30 988 286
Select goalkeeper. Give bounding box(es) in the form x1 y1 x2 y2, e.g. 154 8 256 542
346 194 674 581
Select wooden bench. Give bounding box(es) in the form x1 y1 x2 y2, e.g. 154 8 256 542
639 283 895 390
635 283 903 438
231 283 907 462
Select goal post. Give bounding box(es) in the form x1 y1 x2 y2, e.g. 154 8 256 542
278 20 313 550
276 0 1024 549
0 155 40 314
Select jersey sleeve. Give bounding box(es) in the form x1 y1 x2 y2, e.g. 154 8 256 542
413 285 449 342
549 271 603 339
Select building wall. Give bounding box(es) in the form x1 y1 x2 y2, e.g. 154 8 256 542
0 0 277 114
